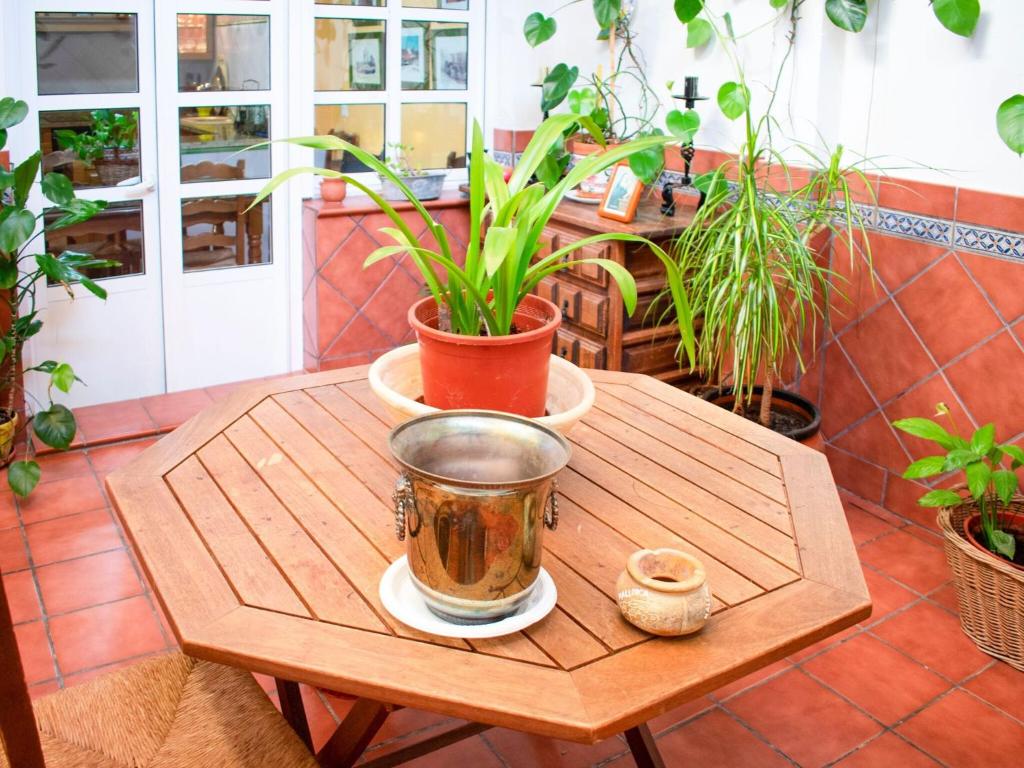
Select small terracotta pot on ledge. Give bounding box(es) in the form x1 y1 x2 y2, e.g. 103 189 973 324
320 177 347 203
616 548 712 637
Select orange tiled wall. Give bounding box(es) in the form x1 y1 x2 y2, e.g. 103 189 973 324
302 198 471 372
793 180 1024 525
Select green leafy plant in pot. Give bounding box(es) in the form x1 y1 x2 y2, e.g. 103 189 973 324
55 109 139 187
0 97 117 496
252 115 695 417
894 405 1023 568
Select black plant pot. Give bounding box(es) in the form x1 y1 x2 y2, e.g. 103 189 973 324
701 385 821 443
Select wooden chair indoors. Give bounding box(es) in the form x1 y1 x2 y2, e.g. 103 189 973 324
0 576 317 768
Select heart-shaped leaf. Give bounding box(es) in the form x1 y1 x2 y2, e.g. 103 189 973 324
717 81 750 121
989 529 1016 560
13 151 40 208
0 257 16 289
541 64 579 113
686 18 713 48
0 209 36 253
568 88 597 116
51 362 77 394
932 0 980 37
593 0 621 28
674 0 704 24
825 0 868 32
32 403 77 451
628 145 665 185
0 98 28 131
8 461 40 498
917 489 964 508
523 12 557 47
996 94 1024 156
666 109 701 142
41 172 75 206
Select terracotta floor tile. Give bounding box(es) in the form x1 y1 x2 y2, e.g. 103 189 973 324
62 657 141 688
711 658 793 700
0 490 19 529
15 621 57 684
298 684 338 753
725 669 881 768
835 732 941 767
646 695 715 734
964 662 1024 722
18 473 106 526
872 602 991 681
3 569 41 624
925 583 960 615
36 549 143 615
48 595 166 675
787 624 861 663
607 709 790 768
402 736 503 768
33 451 93 484
857 529 949 594
25 509 123 566
485 727 625 768
140 388 214 431
846 502 899 546
0 526 29 572
368 707 456 748
87 438 158 476
73 399 158 445
898 690 1024 768
901 523 945 548
29 679 61 699
803 634 949 725
860 567 918 625
840 491 906 526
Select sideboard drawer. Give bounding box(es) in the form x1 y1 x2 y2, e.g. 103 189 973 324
622 339 680 374
535 227 561 263
569 243 611 287
554 327 607 369
536 276 558 306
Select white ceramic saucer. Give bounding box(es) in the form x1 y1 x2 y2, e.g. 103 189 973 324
379 556 557 639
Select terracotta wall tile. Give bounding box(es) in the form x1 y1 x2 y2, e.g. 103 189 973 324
492 128 513 152
866 233 947 292
883 373 976 460
824 445 886 503
512 130 535 152
833 413 912 475
884 474 937 529
955 186 1024 232
958 252 1024 323
820 344 877 439
877 177 956 219
945 330 1024 439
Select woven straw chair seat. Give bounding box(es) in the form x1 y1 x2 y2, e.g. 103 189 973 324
0 653 317 768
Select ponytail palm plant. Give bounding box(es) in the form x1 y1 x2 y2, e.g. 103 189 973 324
251 115 694 361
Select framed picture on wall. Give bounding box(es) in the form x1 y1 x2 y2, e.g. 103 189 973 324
349 31 384 89
598 163 643 223
177 13 212 59
432 30 468 90
401 26 426 87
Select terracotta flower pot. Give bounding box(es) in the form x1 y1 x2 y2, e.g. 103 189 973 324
701 385 822 447
615 548 712 636
408 294 561 417
320 177 347 203
963 511 1024 572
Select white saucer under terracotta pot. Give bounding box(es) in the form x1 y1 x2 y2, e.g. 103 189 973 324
368 343 595 434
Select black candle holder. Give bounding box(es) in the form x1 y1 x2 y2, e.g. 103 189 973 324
661 77 709 217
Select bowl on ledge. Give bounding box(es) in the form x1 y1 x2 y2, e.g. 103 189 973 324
368 343 595 434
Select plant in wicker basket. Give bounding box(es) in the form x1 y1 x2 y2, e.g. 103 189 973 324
894 403 1022 564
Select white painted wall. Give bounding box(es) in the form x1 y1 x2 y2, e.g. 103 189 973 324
486 0 1024 196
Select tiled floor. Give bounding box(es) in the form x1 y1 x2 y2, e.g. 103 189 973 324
3 385 1023 767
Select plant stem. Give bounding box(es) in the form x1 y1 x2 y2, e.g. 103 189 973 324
759 370 774 428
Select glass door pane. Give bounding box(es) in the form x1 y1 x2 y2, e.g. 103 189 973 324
35 12 140 95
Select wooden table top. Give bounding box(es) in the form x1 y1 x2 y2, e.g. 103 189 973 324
107 366 870 743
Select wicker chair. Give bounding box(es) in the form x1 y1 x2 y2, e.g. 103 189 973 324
0 577 318 767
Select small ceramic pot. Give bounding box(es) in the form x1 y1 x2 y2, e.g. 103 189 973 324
616 548 711 636
320 177 347 203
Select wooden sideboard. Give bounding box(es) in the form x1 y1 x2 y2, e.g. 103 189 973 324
533 196 701 386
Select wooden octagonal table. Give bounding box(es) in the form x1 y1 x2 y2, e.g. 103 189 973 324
107 366 870 768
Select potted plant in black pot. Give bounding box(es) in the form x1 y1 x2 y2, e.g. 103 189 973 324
893 405 1024 669
252 114 695 417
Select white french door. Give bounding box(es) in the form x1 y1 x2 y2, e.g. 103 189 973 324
10 0 292 408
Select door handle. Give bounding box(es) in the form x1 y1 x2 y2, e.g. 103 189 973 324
115 176 156 198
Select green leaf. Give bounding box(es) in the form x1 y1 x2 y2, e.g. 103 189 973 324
666 109 701 142
1001 444 1024 469
674 0 704 24
932 0 980 37
482 226 516 277
541 64 579 113
8 461 40 498
41 172 74 206
628 144 664 185
971 423 996 456
891 417 962 451
0 257 16 290
0 98 28 131
903 455 947 479
0 209 36 253
0 128 6 151
523 12 557 47
944 447 980 471
13 152 40 208
825 0 868 32
996 94 1024 156
48 198 108 230
32 404 77 451
989 528 1016 560
723 11 735 39
918 489 964 508
567 88 597 116
717 81 750 121
992 469 1019 505
769 0 789 8
686 18 713 48
592 0 621 28
51 362 76 394
965 461 992 500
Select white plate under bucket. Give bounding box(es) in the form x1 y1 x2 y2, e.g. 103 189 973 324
379 556 558 639
368 343 595 434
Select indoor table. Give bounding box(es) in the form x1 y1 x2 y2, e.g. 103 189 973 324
107 366 871 768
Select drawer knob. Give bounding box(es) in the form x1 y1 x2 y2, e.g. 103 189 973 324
559 346 569 358
561 299 569 321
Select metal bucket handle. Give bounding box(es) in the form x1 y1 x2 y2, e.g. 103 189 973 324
393 473 559 540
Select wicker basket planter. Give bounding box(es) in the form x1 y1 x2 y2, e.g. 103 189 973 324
938 498 1024 671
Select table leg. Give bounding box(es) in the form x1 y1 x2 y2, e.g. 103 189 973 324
624 724 666 768
276 678 314 752
316 698 391 768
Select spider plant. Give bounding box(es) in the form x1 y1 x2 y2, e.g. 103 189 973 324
250 115 695 361
674 100 874 428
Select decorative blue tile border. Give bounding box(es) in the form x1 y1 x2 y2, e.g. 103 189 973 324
874 209 953 245
953 223 1024 260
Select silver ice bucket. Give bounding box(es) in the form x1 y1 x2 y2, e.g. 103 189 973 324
389 410 571 624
